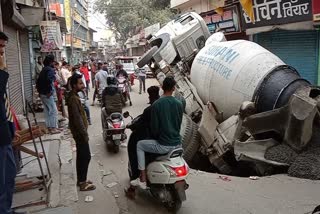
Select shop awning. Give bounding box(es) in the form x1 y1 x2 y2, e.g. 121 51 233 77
20 5 45 26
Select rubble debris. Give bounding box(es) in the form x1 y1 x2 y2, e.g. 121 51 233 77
85 195 94 202
97 161 103 167
106 182 118 188
249 176 259 180
120 143 127 148
265 126 320 180
288 142 320 180
218 176 231 182
113 192 119 198
100 170 112 176
265 144 298 165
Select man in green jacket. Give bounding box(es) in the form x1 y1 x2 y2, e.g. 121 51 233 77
67 73 96 191
130 76 183 189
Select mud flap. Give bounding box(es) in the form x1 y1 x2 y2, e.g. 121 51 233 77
174 181 187 201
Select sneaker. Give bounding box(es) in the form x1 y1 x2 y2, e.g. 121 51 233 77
130 178 147 190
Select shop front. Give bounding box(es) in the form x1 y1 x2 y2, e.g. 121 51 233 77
241 0 319 84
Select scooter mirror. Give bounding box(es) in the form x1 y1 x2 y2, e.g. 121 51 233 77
123 111 130 118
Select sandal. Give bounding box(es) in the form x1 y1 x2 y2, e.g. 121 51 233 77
124 186 136 200
49 129 61 135
77 180 93 187
79 182 96 191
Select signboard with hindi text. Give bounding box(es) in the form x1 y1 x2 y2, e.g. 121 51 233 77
313 0 320 23
241 0 312 29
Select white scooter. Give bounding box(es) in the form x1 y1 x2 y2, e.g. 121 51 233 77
124 112 189 212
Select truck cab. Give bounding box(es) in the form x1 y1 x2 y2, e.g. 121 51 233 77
138 12 211 69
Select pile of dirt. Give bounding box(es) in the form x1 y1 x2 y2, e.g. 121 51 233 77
288 137 320 180
265 144 298 165
265 125 320 180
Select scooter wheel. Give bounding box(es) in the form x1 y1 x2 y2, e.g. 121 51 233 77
113 145 120 153
166 199 182 213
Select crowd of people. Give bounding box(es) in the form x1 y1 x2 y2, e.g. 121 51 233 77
1 28 184 212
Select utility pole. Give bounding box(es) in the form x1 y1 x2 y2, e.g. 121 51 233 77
70 5 74 65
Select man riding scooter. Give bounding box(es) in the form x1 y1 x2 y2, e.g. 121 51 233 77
125 86 160 198
101 76 126 152
130 76 184 189
115 64 128 79
101 76 125 115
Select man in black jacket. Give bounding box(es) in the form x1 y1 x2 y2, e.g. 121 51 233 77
0 32 26 214
125 86 160 198
36 55 60 134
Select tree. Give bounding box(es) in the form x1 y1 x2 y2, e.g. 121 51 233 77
94 0 176 44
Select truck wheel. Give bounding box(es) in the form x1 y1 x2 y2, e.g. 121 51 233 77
180 114 200 163
136 46 158 68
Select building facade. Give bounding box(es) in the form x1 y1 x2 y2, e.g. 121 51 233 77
242 0 319 85
1 0 44 114
62 0 90 64
172 0 320 85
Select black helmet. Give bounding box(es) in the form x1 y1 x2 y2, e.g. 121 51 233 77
107 76 117 85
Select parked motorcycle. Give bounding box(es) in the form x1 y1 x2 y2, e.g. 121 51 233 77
101 109 127 153
124 111 189 212
117 76 132 106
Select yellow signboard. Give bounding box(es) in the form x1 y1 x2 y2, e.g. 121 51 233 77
74 10 81 23
65 34 82 49
64 0 71 32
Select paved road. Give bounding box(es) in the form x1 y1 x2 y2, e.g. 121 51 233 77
72 78 320 214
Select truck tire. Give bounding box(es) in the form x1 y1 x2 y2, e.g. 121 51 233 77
136 46 158 68
180 114 200 163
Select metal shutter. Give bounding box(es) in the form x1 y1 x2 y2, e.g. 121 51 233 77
4 25 24 114
254 30 319 84
20 31 32 103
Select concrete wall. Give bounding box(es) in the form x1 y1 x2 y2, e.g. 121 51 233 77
172 0 215 14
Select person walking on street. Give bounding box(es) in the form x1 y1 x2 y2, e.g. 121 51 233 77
137 67 146 94
80 61 90 93
60 61 71 87
67 73 96 191
36 55 61 134
90 59 97 87
0 31 26 214
92 62 109 106
33 56 43 83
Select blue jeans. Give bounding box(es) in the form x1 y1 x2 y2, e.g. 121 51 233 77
40 94 58 128
0 144 17 214
137 139 177 170
83 102 91 123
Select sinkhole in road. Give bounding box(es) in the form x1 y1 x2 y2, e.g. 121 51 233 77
186 150 288 178
186 127 320 180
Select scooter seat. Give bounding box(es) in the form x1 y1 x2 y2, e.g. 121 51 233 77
155 148 183 161
110 113 123 121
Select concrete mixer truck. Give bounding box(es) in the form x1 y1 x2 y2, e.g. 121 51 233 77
137 12 320 179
